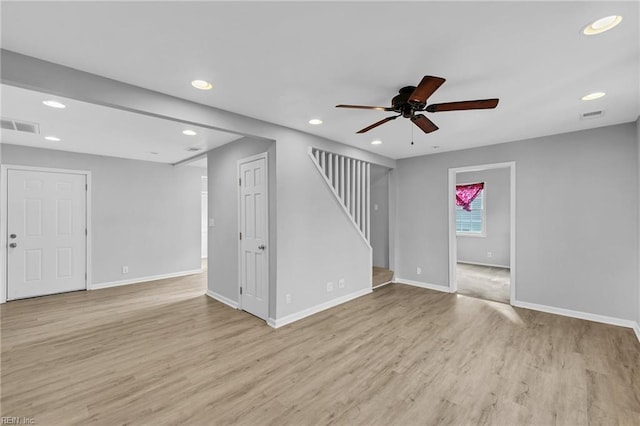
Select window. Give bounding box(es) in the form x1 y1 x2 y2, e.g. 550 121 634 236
456 186 485 236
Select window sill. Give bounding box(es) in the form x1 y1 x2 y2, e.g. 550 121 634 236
456 232 486 238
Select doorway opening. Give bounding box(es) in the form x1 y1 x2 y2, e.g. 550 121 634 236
370 164 393 288
448 162 515 304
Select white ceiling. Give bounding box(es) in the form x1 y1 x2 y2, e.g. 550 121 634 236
1 1 638 160
0 84 239 164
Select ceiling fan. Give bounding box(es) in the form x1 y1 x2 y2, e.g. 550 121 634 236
336 75 499 134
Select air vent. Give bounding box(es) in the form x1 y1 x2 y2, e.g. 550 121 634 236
581 110 604 120
186 147 202 152
0 117 40 134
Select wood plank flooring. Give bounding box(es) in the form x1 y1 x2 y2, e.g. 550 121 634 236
1 272 639 425
456 263 510 304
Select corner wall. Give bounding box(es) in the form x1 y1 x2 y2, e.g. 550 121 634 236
1 144 204 286
206 137 276 316
396 123 638 322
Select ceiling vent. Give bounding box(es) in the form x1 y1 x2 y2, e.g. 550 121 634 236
580 110 604 120
1 117 40 134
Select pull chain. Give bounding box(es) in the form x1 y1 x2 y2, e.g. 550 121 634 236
411 121 414 145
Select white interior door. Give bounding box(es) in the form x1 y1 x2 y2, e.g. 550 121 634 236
238 155 268 320
7 169 87 300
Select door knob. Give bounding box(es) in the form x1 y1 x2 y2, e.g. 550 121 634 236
258 244 266 250
10 234 16 239
9 243 17 248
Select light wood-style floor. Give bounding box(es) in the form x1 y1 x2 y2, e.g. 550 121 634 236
457 262 511 304
2 272 639 425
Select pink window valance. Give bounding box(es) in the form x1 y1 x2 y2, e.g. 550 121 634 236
456 182 484 211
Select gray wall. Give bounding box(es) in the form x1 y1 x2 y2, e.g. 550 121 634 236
206 137 276 317
396 123 638 321
1 144 204 285
637 117 640 326
456 168 510 267
371 165 390 268
275 136 374 319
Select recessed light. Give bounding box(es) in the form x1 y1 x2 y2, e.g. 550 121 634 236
42 100 66 109
309 119 323 125
182 130 197 136
371 140 382 145
581 92 606 101
44 136 60 141
583 15 622 35
191 80 213 90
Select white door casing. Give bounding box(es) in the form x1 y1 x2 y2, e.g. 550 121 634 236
238 153 269 320
6 168 88 300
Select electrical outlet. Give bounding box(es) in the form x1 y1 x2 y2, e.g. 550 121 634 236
286 294 291 304
417 267 422 275
487 251 493 258
122 266 129 274
326 282 334 292
338 278 345 288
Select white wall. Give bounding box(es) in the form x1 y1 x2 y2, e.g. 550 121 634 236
1 144 204 285
456 168 510 267
396 123 638 321
371 165 390 268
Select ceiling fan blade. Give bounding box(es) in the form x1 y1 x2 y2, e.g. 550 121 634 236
411 114 439 134
356 115 399 134
336 104 394 111
426 98 499 112
408 76 446 105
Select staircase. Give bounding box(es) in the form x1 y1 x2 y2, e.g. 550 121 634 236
308 147 371 244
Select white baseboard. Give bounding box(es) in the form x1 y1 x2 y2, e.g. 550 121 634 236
206 289 239 309
457 260 510 269
513 300 638 331
89 269 202 290
372 280 393 289
395 278 452 293
633 322 640 344
269 287 372 329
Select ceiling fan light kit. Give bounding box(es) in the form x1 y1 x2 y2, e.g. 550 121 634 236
336 75 499 136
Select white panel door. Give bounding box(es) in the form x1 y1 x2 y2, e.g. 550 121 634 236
7 169 87 300
239 156 268 320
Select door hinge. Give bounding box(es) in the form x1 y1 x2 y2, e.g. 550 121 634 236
85 228 88 236
239 232 242 240
85 183 88 191
240 287 243 295
239 177 242 186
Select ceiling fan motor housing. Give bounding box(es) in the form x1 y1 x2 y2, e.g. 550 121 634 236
392 86 418 117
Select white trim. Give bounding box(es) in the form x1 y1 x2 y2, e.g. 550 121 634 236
372 280 393 289
449 162 516 305
457 260 510 269
395 278 453 293
237 152 270 319
206 289 239 309
513 300 638 330
89 269 202 290
1 164 92 303
634 322 640 343
269 288 372 328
